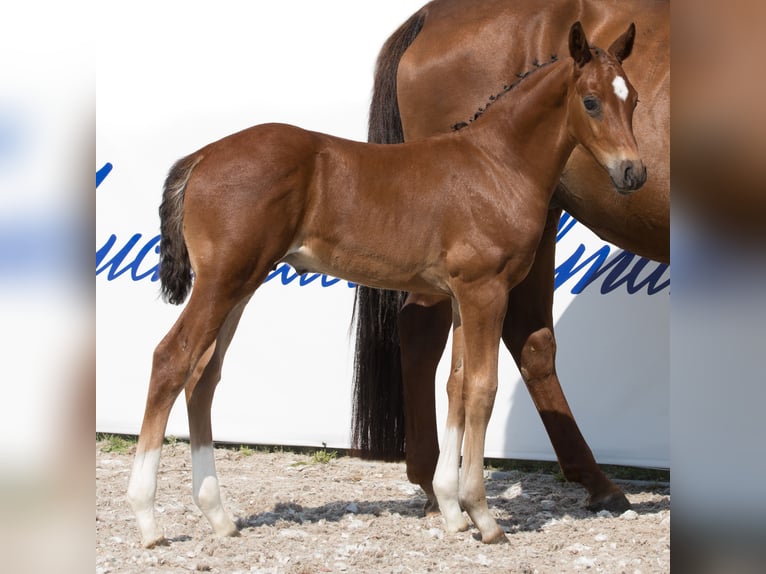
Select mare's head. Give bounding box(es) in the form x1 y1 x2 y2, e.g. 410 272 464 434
567 21 646 193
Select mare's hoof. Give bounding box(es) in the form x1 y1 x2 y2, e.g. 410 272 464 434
423 498 441 517
586 490 631 513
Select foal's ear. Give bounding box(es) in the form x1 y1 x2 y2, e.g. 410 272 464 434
569 21 592 67
608 22 636 63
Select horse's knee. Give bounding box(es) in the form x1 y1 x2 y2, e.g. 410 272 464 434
519 328 557 384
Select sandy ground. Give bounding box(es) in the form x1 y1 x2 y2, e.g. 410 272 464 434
96 440 670 573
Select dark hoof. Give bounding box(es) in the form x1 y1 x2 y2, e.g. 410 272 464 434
423 498 440 517
586 490 632 513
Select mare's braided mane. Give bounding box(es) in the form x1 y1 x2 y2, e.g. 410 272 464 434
451 54 559 131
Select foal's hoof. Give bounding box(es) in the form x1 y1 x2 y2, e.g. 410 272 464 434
586 490 631 513
481 527 509 545
214 521 241 539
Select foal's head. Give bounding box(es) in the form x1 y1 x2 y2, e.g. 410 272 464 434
567 21 646 193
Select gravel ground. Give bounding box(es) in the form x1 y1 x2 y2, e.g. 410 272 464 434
96 439 670 573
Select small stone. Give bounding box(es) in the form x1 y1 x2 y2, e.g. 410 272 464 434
596 509 613 519
567 543 592 554
621 509 639 520
345 502 359 514
397 483 418 495
476 553 492 566
540 499 555 510
346 518 366 529
503 483 523 499
278 528 308 539
574 556 597 568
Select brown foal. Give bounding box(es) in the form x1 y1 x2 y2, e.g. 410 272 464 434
128 22 644 546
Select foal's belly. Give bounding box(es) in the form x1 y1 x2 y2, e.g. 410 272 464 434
280 244 452 296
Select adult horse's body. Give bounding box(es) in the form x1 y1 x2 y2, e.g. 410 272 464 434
128 22 644 546
351 0 669 514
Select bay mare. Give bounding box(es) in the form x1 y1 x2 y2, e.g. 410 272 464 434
351 0 669 517
127 22 644 546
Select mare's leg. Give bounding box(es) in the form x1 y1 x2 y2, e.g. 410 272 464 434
127 280 246 547
452 280 509 544
430 300 468 533
183 298 250 539
502 208 629 512
397 292 452 514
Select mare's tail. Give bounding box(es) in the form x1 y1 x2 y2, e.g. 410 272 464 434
158 154 202 305
350 8 427 461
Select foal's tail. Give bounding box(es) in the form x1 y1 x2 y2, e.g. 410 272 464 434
350 8 426 461
158 154 202 305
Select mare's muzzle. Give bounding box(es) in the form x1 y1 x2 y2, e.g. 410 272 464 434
610 159 647 194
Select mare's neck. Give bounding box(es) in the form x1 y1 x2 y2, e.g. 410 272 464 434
471 58 577 196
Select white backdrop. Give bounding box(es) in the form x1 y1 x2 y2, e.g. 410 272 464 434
96 1 669 468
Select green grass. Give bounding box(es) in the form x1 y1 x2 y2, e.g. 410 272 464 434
311 444 338 464
96 433 186 454
216 442 340 464
238 445 255 457
97 433 136 454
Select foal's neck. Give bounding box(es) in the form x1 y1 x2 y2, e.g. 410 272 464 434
472 59 576 194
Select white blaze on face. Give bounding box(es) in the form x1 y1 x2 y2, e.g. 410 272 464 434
612 75 629 101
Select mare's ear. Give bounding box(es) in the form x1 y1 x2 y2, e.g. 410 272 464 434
608 22 636 63
569 21 592 67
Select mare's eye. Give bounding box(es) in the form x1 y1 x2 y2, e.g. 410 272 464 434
583 96 601 115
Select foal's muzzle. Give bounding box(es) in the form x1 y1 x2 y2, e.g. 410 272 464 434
610 160 647 194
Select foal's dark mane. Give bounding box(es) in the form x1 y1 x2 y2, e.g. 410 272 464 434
451 55 559 131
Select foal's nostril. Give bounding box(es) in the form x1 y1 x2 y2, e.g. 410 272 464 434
621 162 646 189
611 160 646 192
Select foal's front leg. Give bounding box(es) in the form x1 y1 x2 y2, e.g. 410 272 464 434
455 281 509 543
431 306 469 533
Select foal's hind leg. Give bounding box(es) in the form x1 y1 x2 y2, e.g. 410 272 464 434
183 299 250 539
127 284 247 547
503 208 629 512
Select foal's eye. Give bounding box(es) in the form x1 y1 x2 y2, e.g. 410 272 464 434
582 96 601 115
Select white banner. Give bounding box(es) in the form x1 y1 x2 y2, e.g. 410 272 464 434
97 1 669 468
